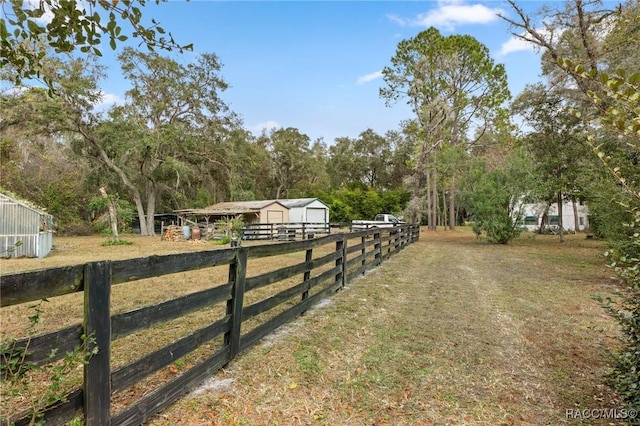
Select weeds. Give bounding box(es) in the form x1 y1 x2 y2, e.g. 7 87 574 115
0 300 97 425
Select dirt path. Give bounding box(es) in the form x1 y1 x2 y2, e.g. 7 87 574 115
146 229 620 425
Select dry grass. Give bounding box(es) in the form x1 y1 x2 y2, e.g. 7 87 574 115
0 229 625 425
0 233 343 421
148 228 622 426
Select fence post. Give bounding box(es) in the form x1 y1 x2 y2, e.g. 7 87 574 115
374 231 381 266
335 235 347 288
225 247 247 361
360 234 366 273
394 228 400 253
301 247 313 313
83 261 111 426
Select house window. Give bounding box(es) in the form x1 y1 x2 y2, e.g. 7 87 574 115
524 216 538 225
579 217 584 226
549 215 559 225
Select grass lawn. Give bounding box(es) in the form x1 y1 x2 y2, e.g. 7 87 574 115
0 228 625 425
148 228 623 425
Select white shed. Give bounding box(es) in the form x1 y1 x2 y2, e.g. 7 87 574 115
277 198 330 224
0 193 54 258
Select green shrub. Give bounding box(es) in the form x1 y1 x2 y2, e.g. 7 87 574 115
596 209 640 412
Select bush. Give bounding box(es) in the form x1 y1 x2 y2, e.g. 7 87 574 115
474 214 522 244
596 209 640 412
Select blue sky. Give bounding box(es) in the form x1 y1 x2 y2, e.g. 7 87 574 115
96 0 550 144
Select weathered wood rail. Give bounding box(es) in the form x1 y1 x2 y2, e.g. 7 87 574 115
0 225 419 425
242 222 331 241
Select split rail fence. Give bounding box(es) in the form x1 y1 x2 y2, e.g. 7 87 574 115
0 225 419 425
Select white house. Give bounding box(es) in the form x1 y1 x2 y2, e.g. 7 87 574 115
520 200 590 232
277 198 330 224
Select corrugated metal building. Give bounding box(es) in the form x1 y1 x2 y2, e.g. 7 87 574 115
0 193 54 258
277 198 330 224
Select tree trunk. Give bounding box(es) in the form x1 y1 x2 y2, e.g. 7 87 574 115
539 203 550 234
132 194 149 236
557 193 564 243
430 161 438 231
73 120 155 235
145 187 157 236
441 190 448 228
99 187 120 243
572 199 580 232
449 177 456 231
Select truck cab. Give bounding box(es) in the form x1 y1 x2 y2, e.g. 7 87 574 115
374 214 403 224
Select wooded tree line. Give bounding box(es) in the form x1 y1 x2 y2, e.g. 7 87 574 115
0 1 636 242
1 0 639 412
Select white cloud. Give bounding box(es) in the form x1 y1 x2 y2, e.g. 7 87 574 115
388 0 503 31
252 121 280 134
2 86 29 96
357 71 383 85
92 92 123 110
498 27 556 57
499 36 536 56
387 14 406 26
24 0 56 24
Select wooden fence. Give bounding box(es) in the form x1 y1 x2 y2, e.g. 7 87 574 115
0 225 419 425
242 222 331 241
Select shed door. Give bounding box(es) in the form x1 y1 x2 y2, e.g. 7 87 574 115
266 210 284 224
307 208 326 223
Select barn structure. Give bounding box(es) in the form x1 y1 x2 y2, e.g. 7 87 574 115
277 198 330 224
175 200 290 228
174 198 331 241
0 192 54 258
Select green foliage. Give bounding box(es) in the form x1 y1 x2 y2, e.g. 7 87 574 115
101 239 133 246
466 170 522 244
214 217 245 239
380 27 510 227
213 236 231 245
462 148 533 244
595 210 640 411
89 194 134 234
1 300 98 424
558 59 640 411
317 187 410 223
1 0 192 88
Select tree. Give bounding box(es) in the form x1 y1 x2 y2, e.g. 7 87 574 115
352 129 392 189
462 146 534 244
103 48 231 235
1 0 191 87
326 136 358 189
380 27 510 229
299 138 330 195
511 82 588 241
575 64 640 415
2 49 233 236
502 0 640 409
264 127 313 199
385 128 414 191
0 80 96 232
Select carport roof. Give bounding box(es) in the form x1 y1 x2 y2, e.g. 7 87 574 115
175 200 288 216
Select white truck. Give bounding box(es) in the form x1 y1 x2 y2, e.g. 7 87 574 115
351 214 405 231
